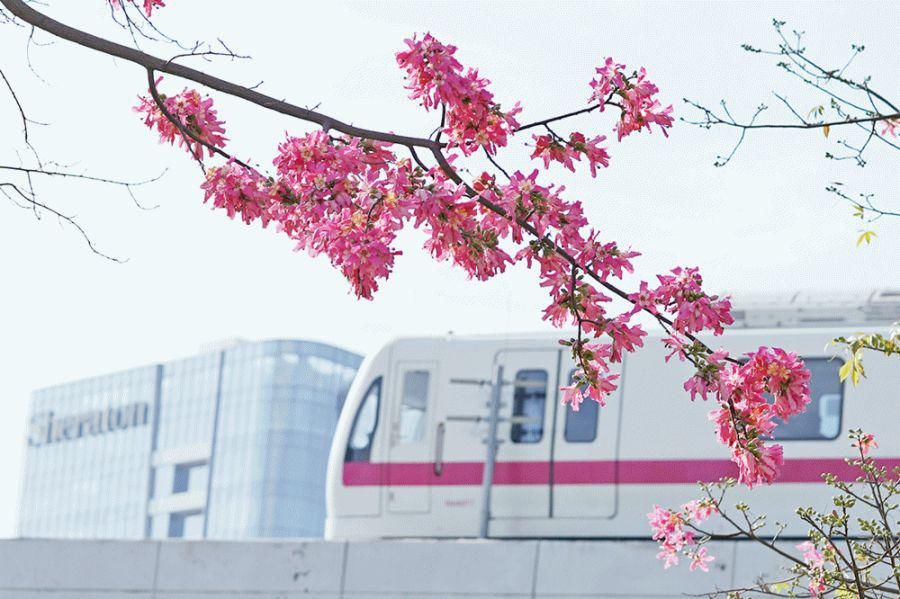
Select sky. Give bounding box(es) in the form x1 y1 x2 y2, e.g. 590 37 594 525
0 1 897 537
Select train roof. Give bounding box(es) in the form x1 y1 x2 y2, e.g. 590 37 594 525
390 289 899 346
729 288 899 328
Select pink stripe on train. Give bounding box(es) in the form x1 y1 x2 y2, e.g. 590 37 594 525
343 458 900 486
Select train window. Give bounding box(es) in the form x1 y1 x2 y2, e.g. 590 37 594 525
774 358 843 440
564 369 598 443
345 378 382 462
398 370 430 444
511 369 547 444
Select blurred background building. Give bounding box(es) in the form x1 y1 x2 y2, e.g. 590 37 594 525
17 339 361 540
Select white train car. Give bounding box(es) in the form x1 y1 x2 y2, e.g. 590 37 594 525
326 291 900 540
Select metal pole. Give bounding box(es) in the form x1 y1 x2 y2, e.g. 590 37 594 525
479 365 503 539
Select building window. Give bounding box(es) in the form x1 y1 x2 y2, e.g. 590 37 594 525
775 358 844 440
172 463 208 494
398 370 430 444
511 369 547 444
564 370 598 443
345 378 381 462
168 511 203 539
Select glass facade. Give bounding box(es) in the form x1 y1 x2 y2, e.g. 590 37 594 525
18 340 361 540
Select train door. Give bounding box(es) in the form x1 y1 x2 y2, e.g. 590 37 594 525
386 361 438 514
549 364 622 519
489 349 558 521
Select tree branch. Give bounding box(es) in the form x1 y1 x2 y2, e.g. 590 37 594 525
0 0 442 151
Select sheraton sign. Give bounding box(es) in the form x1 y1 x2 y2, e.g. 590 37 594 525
28 402 151 447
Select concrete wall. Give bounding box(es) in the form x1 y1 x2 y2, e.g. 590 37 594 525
0 538 784 598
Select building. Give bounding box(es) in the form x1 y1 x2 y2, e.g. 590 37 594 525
18 339 361 540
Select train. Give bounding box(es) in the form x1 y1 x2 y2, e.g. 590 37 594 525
325 290 900 540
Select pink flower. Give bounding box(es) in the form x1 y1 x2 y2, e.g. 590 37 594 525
745 347 811 419
201 160 278 226
135 78 227 159
797 541 826 597
689 547 714 572
648 500 716 571
854 433 878 457
645 267 734 335
808 577 826 598
588 57 627 108
110 0 165 17
734 443 783 488
530 135 579 172
586 372 619 405
569 132 611 177
396 33 521 155
560 384 584 411
564 345 619 410
683 499 716 522
588 59 673 140
797 541 825 569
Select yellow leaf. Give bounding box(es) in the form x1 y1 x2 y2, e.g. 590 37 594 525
823 124 831 138
839 360 853 382
856 230 877 247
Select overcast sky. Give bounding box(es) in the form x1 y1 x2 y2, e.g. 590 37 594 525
0 1 897 537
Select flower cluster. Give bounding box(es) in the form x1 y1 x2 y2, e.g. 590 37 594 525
588 57 674 140
647 500 717 571
627 267 804 484
396 33 521 155
201 134 415 300
637 267 734 334
797 541 827 597
135 79 226 159
136 32 812 491
110 0 165 17
530 132 610 177
683 346 811 486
